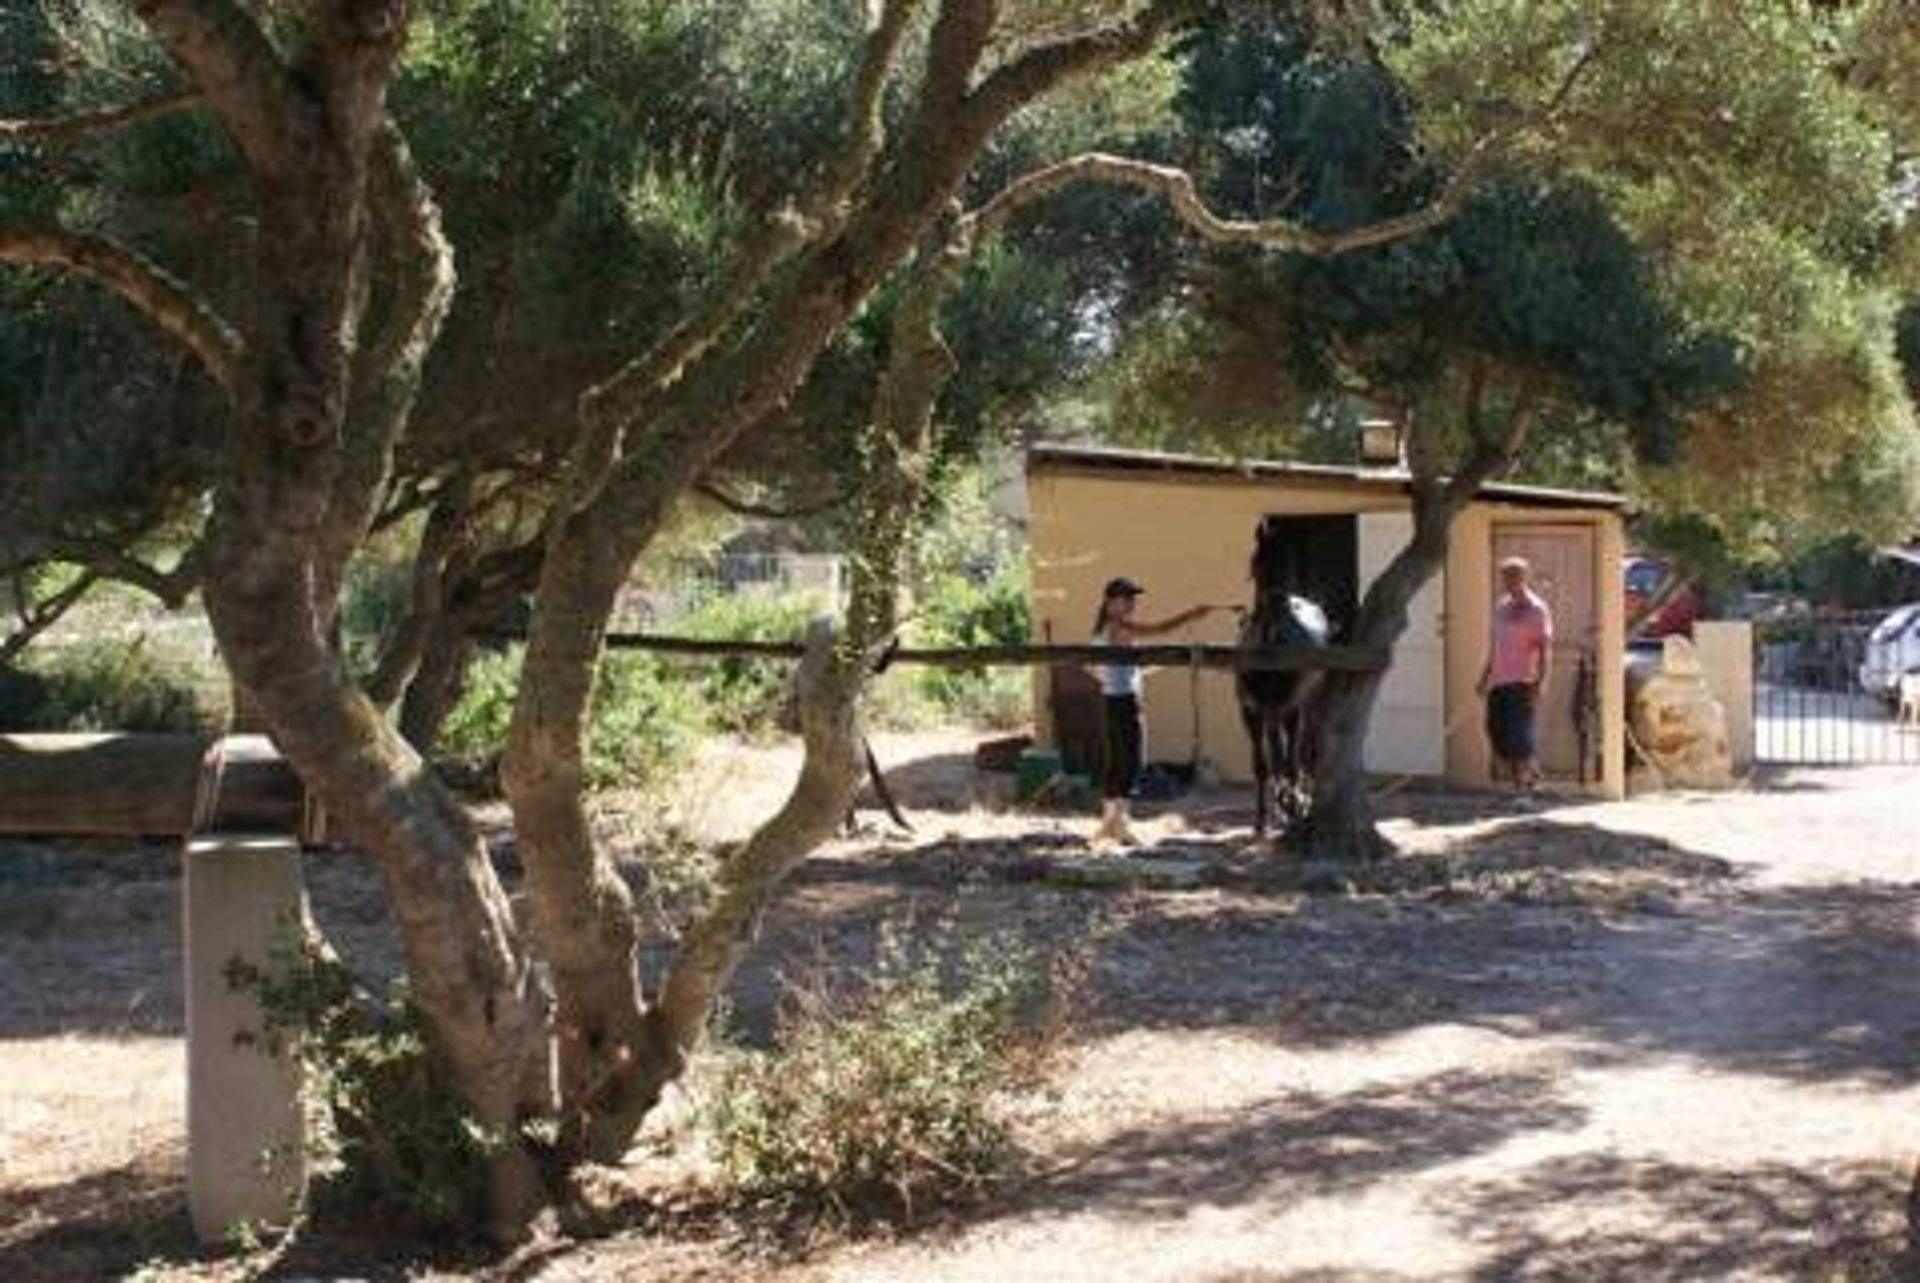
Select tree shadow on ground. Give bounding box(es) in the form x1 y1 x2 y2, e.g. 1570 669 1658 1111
772 812 1920 1090
0 840 402 1038
1015 1067 1585 1221
1453 1153 1913 1281
0 1152 196 1283
858 749 983 814
0 1149 582 1283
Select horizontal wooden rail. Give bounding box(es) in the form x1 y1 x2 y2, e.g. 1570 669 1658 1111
0 733 303 837
517 632 1389 674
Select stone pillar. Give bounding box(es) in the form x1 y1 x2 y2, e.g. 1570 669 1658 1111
184 835 308 1243
1693 621 1755 771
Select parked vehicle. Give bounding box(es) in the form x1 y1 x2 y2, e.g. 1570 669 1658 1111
1857 603 1920 707
1624 557 1702 639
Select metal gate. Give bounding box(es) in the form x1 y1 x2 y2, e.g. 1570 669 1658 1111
1752 610 1920 764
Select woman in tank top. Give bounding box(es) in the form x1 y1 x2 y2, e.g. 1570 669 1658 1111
1090 576 1220 845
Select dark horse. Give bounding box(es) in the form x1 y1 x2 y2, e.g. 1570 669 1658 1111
1237 516 1334 839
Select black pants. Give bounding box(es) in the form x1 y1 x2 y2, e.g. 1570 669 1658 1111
1101 694 1143 799
1485 683 1538 764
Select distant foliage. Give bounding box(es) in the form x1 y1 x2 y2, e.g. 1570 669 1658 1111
678 591 826 735
911 561 1032 728
438 646 706 793
587 650 708 790
433 648 519 788
339 552 415 677
0 638 216 734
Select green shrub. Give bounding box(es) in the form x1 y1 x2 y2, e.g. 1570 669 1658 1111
862 667 943 732
434 647 520 788
587 650 707 790
228 934 507 1234
705 924 1055 1222
1 637 216 733
437 645 708 794
678 590 826 735
910 561 1031 728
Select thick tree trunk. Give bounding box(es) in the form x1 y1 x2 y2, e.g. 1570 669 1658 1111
653 233 954 1066
500 0 1214 1169
396 617 474 752
1294 477 1462 861
178 23 553 1233
1296 377 1535 863
504 233 959 1162
500 163 979 1166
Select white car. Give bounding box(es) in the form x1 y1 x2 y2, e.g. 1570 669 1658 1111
1858 603 1920 706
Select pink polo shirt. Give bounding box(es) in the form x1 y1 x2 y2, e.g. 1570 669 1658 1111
1489 590 1553 686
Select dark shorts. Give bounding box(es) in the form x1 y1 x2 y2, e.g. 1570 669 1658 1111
1486 683 1537 763
1101 694 1143 799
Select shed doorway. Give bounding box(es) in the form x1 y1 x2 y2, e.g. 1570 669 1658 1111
1492 522 1598 779
1252 512 1447 777
1251 514 1358 635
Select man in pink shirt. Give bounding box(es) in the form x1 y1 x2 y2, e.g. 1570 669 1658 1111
1477 556 1554 790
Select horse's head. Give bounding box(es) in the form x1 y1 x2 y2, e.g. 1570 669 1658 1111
1250 515 1295 607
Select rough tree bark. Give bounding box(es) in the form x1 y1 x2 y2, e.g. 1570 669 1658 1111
501 0 1209 1165
1294 375 1537 862
92 1 554 1235
642 232 963 1147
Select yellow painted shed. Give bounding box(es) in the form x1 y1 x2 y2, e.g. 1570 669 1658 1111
1026 444 1627 799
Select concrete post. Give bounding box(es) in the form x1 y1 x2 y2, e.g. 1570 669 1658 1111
1693 621 1755 771
184 835 308 1243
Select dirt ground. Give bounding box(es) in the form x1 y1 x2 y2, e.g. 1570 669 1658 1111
4 732 1919 1281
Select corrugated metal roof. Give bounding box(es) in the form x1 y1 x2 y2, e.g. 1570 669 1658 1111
1027 442 1629 511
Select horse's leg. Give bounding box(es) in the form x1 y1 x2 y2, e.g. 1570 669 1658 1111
1264 706 1292 828
1282 706 1313 825
1243 701 1270 839
1267 710 1293 832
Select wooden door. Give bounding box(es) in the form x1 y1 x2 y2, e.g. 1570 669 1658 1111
1491 523 1597 779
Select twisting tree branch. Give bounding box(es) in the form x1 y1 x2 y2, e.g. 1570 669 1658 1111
0 227 243 392
50 537 202 608
1 570 99 662
966 149 1484 254
963 0 1212 132
694 480 852 520
1445 374 1539 508
567 1 923 516
0 89 200 144
811 0 924 224
919 0 1000 111
123 0 313 175
319 119 458 605
562 211 811 520
966 12 1596 256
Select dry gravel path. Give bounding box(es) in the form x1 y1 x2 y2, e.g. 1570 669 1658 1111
3 742 1918 1281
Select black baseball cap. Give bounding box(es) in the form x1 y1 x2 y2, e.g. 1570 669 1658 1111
1103 576 1145 598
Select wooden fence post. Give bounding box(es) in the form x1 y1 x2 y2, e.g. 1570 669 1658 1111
184 834 308 1243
